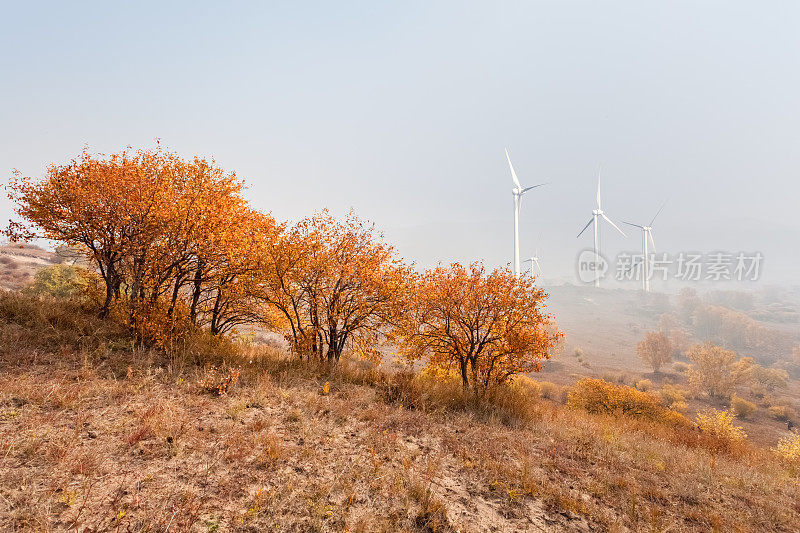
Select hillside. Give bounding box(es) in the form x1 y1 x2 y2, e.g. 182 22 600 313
0 244 58 291
1 292 799 532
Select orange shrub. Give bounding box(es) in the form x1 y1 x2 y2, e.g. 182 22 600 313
567 378 691 427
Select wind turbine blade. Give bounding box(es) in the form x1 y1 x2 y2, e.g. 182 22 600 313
521 183 547 194
621 221 644 229
523 258 532 263
577 217 594 238
534 259 543 275
596 167 602 209
649 200 667 226
648 229 656 252
601 213 627 237
505 148 522 190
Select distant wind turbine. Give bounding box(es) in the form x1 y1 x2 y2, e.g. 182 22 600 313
623 202 666 292
523 250 542 277
505 148 546 276
577 168 627 287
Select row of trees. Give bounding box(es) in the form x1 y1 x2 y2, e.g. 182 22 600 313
636 331 788 400
6 147 562 393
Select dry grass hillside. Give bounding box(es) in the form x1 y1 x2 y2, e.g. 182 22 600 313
1 291 799 532
0 243 58 290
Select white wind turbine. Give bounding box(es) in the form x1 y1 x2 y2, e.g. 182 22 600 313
505 148 546 276
623 203 665 292
576 168 627 287
523 250 542 277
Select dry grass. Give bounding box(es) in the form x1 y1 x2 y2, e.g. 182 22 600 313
1 291 799 532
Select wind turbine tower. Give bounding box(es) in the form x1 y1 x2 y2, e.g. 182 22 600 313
523 251 542 277
505 148 545 276
577 169 627 287
623 203 665 292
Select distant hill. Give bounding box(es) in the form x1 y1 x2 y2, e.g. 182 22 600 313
0 243 57 290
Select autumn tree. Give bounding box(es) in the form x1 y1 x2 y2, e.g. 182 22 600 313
687 343 743 400
7 148 144 316
637 331 672 373
736 357 788 394
5 146 273 344
395 263 562 394
257 211 409 363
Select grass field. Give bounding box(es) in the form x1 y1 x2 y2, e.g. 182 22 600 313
1 291 798 532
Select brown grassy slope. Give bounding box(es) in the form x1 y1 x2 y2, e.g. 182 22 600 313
0 292 798 532
0 243 62 290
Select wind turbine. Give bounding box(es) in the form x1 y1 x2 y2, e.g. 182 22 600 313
505 148 545 276
523 250 543 277
577 168 627 287
623 203 665 292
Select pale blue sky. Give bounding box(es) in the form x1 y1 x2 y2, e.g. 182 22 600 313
1 1 798 286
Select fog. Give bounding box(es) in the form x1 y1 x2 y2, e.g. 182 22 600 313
2 1 798 285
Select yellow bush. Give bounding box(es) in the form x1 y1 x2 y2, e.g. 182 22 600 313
730 394 757 420
659 384 689 407
673 361 690 373
567 378 691 427
670 400 689 414
635 379 653 392
508 375 542 400
774 433 800 464
696 409 747 445
539 381 567 403
767 405 792 422
24 264 100 300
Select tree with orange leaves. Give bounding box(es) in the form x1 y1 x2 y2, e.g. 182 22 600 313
5 147 266 340
6 147 187 317
257 210 410 363
395 263 561 394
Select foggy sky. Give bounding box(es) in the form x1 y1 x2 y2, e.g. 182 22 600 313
1 1 798 287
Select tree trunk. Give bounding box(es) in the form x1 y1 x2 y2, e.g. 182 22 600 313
189 263 204 324
460 359 469 390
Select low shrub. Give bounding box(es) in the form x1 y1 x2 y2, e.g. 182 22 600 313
602 372 627 384
730 394 757 420
375 369 546 427
670 400 689 414
774 433 800 465
767 405 793 422
696 409 747 453
567 378 691 427
539 381 567 403
508 375 542 400
673 361 690 373
659 384 689 406
23 264 99 299
635 379 653 392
